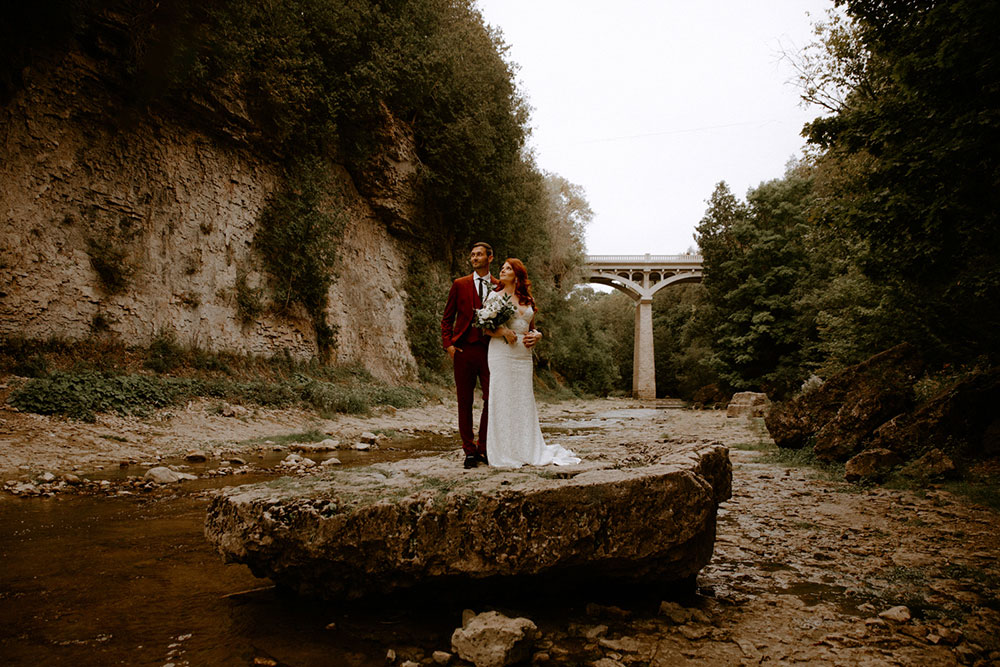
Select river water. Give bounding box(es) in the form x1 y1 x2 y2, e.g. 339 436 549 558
0 415 638 666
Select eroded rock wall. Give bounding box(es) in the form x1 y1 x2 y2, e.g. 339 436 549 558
0 50 418 381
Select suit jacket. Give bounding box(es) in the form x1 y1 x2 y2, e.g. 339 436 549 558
441 273 499 349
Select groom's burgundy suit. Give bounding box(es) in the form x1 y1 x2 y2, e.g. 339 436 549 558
441 273 498 457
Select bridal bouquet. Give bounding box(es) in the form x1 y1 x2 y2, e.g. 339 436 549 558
474 292 515 331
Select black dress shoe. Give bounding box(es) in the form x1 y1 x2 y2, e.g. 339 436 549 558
478 453 489 466
463 455 479 469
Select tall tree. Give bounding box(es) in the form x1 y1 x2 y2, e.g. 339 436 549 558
803 0 1000 364
696 170 821 397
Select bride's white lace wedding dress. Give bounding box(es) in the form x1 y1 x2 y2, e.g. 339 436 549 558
484 295 581 468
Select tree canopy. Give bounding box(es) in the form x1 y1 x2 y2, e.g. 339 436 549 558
804 0 1000 364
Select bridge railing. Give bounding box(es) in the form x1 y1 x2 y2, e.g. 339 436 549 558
586 254 703 264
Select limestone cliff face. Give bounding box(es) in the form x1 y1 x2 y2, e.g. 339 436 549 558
0 50 421 381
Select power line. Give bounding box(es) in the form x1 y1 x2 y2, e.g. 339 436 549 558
574 118 786 144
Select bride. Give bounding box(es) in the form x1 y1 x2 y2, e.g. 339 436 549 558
483 259 581 468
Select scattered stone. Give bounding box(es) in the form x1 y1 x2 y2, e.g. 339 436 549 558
878 605 911 623
585 603 632 619
62 473 82 485
292 440 339 453
937 627 963 645
678 625 711 641
765 343 923 459
221 403 250 418
37 471 56 483
386 649 396 663
6 481 39 495
229 458 247 466
431 650 451 664
360 432 379 444
898 448 956 480
582 625 607 640
531 651 550 663
590 659 625 667
844 448 902 482
144 467 196 484
320 457 342 467
658 601 692 624
400 662 419 667
726 392 770 418
597 637 641 653
872 367 1000 459
324 622 336 630
451 611 538 667
185 451 208 463
354 442 372 451
900 624 928 639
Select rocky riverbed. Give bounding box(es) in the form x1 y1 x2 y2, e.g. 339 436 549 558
2 395 998 665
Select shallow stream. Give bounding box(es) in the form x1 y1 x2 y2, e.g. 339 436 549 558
0 413 641 666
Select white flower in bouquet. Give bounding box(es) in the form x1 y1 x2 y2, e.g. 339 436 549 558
474 292 515 331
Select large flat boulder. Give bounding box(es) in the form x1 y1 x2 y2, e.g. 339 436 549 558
205 441 731 600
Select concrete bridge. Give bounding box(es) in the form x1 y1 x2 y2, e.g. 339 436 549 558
583 254 703 399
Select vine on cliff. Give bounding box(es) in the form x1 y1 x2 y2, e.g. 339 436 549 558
254 158 344 359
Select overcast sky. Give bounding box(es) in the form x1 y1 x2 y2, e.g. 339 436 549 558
475 0 836 256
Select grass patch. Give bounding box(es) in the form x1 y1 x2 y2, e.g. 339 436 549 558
729 440 774 451
939 479 1000 512
941 563 1000 588
759 445 846 481
236 430 329 448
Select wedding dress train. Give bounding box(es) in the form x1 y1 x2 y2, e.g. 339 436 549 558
485 300 581 468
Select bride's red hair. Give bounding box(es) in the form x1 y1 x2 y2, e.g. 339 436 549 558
505 258 536 311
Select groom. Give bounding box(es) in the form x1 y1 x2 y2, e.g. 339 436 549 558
441 242 498 469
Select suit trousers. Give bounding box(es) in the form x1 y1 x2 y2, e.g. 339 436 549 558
453 341 489 456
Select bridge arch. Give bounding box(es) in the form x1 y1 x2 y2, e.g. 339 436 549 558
581 254 704 399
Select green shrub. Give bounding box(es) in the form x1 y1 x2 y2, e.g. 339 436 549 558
144 329 185 373
254 158 343 358
405 259 450 381
234 269 265 325
86 236 133 294
10 372 181 421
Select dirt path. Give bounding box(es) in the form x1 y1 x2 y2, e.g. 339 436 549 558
1 395 997 665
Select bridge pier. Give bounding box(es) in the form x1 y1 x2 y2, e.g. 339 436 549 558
633 298 656 399
583 254 704 400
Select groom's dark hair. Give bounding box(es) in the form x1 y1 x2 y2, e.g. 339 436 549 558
470 241 493 256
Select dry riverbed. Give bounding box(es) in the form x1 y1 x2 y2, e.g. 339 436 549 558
1 394 998 666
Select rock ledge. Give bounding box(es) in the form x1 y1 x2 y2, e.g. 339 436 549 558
205 441 731 600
